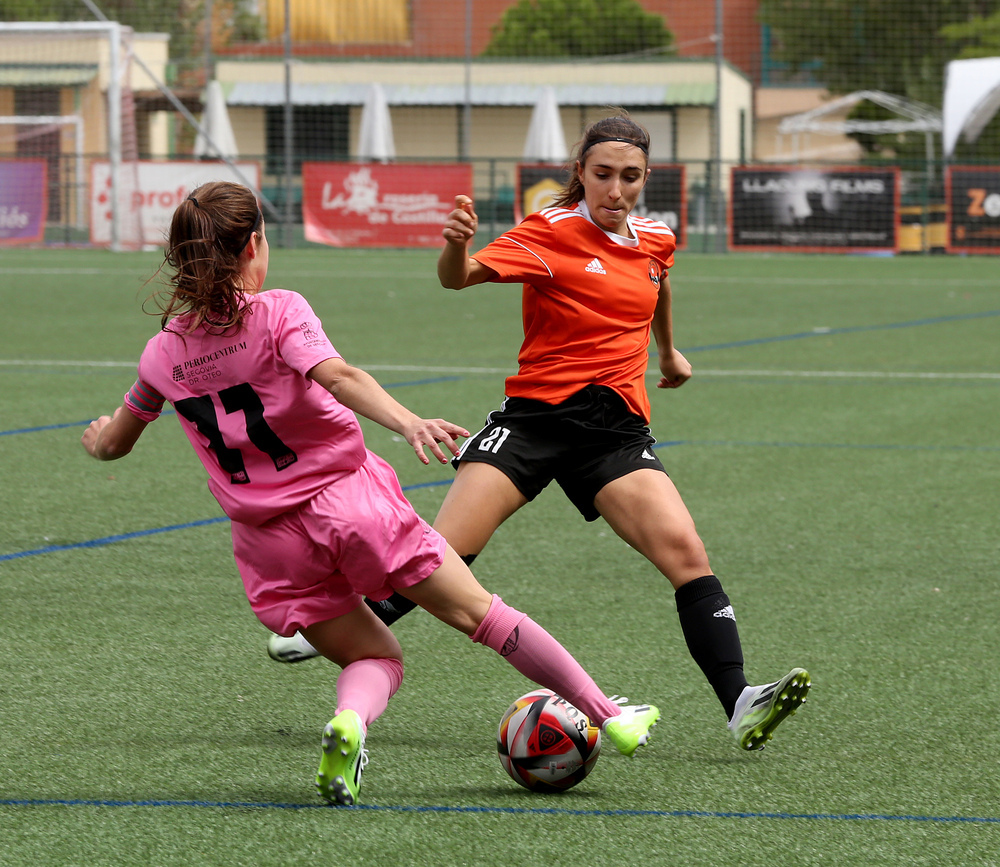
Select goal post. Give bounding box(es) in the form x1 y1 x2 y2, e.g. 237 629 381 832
0 20 126 246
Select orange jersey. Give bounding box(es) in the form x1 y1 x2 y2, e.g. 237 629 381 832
472 202 676 422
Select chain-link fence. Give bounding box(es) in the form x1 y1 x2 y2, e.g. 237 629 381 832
2 1 997 252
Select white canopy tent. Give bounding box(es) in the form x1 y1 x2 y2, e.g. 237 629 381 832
943 57 1000 158
778 90 942 178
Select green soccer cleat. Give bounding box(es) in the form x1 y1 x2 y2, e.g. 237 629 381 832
728 668 811 751
316 710 368 806
602 701 661 757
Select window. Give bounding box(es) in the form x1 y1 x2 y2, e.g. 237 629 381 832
265 105 349 175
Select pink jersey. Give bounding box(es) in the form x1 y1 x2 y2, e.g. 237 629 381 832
124 288 367 526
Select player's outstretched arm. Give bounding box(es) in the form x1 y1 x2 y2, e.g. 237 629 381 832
438 195 495 290
308 357 469 465
81 405 149 460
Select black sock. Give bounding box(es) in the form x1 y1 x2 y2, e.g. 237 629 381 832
364 593 417 626
363 554 479 626
675 574 748 719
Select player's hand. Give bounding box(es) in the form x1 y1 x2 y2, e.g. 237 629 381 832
81 408 117 457
442 195 478 245
657 348 692 389
401 418 470 465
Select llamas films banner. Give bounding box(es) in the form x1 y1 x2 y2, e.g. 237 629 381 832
729 167 899 253
302 163 473 247
516 163 687 248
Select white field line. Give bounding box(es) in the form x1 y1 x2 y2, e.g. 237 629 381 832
2 359 998 380
687 369 1000 380
3 265 999 291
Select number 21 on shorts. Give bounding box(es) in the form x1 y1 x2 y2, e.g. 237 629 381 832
478 426 511 454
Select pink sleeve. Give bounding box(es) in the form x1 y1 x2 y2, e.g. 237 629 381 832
268 291 341 375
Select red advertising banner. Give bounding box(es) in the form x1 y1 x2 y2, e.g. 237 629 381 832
302 163 473 247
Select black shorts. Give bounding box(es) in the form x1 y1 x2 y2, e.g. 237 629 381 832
453 384 667 522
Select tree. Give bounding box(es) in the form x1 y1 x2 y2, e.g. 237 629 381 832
758 0 999 160
941 5 1000 58
0 0 263 62
482 0 674 59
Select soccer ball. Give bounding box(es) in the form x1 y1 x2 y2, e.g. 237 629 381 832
497 689 601 793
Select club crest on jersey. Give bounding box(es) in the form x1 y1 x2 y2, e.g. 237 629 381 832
648 259 661 287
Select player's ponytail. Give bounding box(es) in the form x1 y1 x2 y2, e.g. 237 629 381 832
155 181 262 334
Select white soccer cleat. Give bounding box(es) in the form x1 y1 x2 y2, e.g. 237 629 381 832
728 668 811 750
266 631 321 663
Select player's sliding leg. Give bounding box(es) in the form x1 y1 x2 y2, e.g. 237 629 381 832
266 555 481 664
400 548 659 758
360 552 477 627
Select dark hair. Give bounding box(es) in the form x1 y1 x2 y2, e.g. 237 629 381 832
153 181 263 334
552 110 651 208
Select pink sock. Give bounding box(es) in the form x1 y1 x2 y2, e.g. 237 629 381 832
470 595 620 725
335 657 404 732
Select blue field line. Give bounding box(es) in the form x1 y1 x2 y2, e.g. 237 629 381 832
3 797 998 824
2 409 178 438
677 309 1000 354
0 517 230 562
3 436 995 564
0 479 456 563
1 419 115 436
683 439 1000 453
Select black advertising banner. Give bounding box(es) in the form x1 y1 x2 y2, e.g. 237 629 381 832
946 167 1000 254
515 163 686 249
729 167 899 253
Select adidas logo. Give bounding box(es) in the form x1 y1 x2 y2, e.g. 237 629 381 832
585 257 606 274
713 605 736 621
641 449 656 460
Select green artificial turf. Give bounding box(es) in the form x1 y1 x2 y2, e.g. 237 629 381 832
1 246 998 865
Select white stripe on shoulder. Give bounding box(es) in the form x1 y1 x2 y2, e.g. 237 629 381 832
507 238 553 278
632 216 676 237
539 206 586 225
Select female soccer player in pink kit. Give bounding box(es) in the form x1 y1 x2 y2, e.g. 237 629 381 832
81 181 658 806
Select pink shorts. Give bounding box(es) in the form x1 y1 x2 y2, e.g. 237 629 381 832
231 451 446 636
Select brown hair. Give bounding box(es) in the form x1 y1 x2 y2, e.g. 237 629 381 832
153 181 262 334
552 110 651 209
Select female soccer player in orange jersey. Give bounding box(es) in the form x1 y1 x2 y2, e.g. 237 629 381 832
270 112 811 752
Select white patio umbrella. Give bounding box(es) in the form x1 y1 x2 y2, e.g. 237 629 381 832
523 86 568 164
358 83 396 163
193 79 239 160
